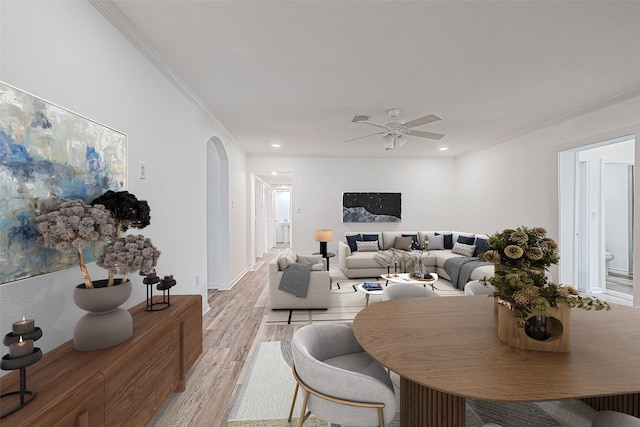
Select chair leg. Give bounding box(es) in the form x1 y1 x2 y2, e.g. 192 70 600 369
297 389 310 427
288 382 299 422
378 407 385 427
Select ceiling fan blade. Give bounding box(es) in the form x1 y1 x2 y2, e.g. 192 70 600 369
356 120 388 129
404 129 445 140
403 114 441 129
344 131 386 143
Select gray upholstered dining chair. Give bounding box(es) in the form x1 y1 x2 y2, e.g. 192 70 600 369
592 410 640 426
464 280 494 295
288 323 397 427
382 283 439 301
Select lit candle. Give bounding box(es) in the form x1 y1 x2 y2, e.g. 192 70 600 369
12 316 35 336
9 337 33 359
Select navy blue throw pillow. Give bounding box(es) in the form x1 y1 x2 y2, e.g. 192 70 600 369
436 233 453 250
362 234 380 249
346 234 362 252
457 235 475 245
474 237 488 257
402 234 420 250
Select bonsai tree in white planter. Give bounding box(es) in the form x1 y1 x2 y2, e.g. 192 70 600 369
34 200 115 289
35 191 160 288
91 190 159 286
97 234 160 286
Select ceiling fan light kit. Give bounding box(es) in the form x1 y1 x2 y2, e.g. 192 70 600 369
346 108 445 150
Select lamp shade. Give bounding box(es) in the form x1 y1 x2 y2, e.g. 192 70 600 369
314 229 333 242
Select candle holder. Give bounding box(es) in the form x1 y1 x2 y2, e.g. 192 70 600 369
1 328 43 419
143 272 176 311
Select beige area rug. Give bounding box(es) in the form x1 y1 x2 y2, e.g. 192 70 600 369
266 271 463 325
227 341 597 427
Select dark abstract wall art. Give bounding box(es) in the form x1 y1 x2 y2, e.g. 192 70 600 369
0 82 126 284
342 192 401 223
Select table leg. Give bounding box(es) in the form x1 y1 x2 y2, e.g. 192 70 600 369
365 294 370 307
583 393 640 418
400 377 465 427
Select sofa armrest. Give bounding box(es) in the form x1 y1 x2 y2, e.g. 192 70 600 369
338 241 351 267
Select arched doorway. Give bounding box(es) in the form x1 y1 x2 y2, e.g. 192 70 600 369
207 137 229 289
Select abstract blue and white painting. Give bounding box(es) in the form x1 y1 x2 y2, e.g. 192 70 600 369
342 192 401 222
0 82 126 284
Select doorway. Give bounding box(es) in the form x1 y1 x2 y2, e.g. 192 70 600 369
206 137 229 290
274 188 291 246
251 172 293 260
559 135 635 302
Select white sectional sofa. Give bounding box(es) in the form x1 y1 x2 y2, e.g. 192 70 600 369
338 231 495 290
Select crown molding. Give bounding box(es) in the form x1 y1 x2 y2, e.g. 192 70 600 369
89 0 248 155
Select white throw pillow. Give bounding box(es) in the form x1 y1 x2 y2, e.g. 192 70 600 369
356 240 379 252
278 249 297 270
452 242 476 257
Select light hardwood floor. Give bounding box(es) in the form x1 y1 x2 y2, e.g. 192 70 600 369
149 247 301 427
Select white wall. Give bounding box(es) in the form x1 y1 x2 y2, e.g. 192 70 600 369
455 95 640 305
247 157 458 256
0 1 249 358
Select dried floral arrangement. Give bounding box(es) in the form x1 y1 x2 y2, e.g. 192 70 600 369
480 226 559 269
483 267 610 324
480 227 609 324
35 191 160 289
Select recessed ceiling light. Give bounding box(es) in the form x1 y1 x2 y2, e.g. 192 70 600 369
271 171 278 175
439 147 448 151
271 143 281 148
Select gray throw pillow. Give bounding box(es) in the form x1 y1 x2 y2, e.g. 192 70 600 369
394 236 413 251
426 234 445 250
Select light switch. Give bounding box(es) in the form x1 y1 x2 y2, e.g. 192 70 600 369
138 163 146 180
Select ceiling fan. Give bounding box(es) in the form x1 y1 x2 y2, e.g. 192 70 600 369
345 108 444 150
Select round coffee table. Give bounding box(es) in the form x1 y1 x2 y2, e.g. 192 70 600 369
356 282 384 307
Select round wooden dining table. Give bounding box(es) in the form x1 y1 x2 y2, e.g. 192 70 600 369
352 295 640 427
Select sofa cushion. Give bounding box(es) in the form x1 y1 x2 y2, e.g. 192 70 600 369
402 233 420 249
473 237 488 257
393 236 414 251
381 231 403 250
452 242 476 257
426 234 445 250
436 232 453 249
356 240 379 252
346 234 362 252
345 251 383 269
457 235 475 245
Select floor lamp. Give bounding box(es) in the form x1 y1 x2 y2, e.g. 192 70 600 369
314 229 332 257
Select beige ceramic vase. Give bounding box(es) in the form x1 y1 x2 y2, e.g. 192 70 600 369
72 279 133 351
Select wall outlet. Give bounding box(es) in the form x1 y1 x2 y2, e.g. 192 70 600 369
138 162 146 180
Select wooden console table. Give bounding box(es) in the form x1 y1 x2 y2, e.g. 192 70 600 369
0 295 203 426
353 296 640 427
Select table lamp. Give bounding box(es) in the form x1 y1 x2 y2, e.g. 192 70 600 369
314 229 333 257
